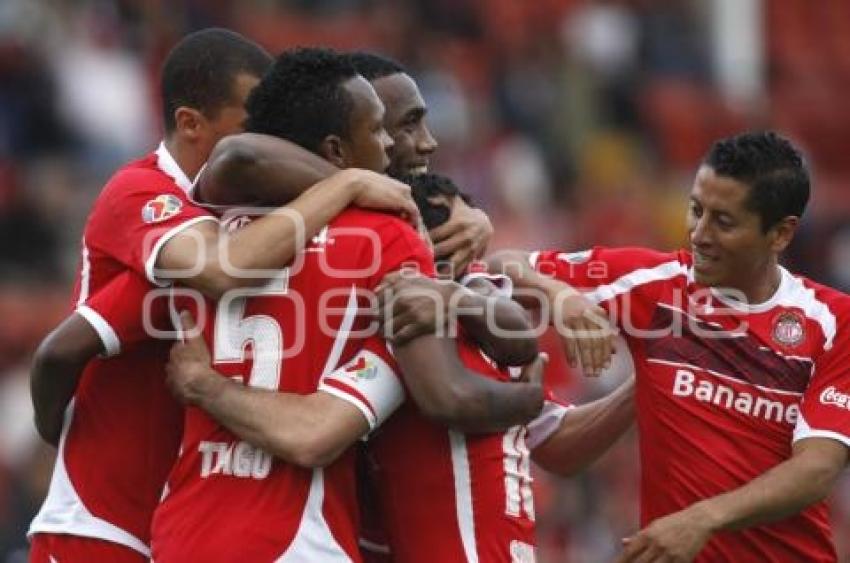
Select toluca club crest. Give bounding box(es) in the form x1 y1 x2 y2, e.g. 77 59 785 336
772 311 805 348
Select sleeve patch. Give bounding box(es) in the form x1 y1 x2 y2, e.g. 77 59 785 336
319 349 404 429
142 194 183 223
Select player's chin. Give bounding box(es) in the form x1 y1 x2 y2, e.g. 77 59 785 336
692 265 721 287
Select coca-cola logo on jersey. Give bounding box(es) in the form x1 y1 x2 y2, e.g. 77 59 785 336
820 387 850 410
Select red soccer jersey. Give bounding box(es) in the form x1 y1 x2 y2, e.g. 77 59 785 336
531 246 850 562
150 208 434 563
364 340 568 563
360 274 569 563
29 144 215 556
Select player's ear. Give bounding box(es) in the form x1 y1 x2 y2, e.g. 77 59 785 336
769 215 799 254
318 135 347 168
173 106 207 141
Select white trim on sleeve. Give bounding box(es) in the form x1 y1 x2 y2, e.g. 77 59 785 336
144 215 218 287
319 384 377 429
319 349 405 430
459 272 514 299
526 400 573 450
76 305 121 357
792 411 850 449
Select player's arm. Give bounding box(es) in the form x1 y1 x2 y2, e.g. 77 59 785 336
30 314 104 446
392 334 546 434
486 249 614 377
377 272 538 366
429 196 493 275
167 312 385 468
156 168 420 300
531 376 635 476
194 133 337 206
198 133 490 274
617 438 848 563
179 375 368 469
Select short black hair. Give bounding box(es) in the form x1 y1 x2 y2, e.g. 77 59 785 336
399 173 472 230
704 131 810 232
245 47 358 153
160 28 271 133
347 51 406 81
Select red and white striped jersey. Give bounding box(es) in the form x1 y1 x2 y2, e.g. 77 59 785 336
532 246 850 562
29 143 214 556
150 209 434 563
364 339 568 563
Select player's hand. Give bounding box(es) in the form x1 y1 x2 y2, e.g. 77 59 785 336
616 506 713 563
346 169 421 226
166 311 221 406
376 272 458 345
551 290 615 377
430 198 493 276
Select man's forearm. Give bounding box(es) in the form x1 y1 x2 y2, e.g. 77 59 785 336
219 172 363 273
30 316 104 446
485 250 576 311
188 371 366 467
532 376 635 476
192 373 315 464
455 287 538 367
691 438 847 533
394 334 543 434
163 171 364 298
198 133 337 206
450 373 544 433
31 352 88 446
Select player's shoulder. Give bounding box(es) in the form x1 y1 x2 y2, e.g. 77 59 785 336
794 273 850 316
330 208 420 240
99 153 181 201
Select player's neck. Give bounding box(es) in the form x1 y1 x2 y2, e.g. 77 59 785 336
163 137 205 181
724 263 783 306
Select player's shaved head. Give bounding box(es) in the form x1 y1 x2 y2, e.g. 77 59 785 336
347 52 406 81
160 28 271 133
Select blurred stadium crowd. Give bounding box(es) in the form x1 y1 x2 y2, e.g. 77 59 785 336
0 0 848 561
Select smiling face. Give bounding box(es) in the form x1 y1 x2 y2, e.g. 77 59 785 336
687 165 796 298
339 75 394 173
371 73 438 178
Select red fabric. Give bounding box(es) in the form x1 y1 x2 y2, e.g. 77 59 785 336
30 534 147 563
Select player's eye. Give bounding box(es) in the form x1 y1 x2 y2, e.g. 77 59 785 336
689 202 703 217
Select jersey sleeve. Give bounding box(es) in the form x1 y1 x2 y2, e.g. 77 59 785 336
525 396 574 450
318 337 405 430
794 314 850 448
76 270 168 357
89 169 217 285
530 246 686 331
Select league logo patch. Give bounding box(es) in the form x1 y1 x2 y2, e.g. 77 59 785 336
142 194 183 223
772 311 805 348
345 356 377 381
559 250 592 264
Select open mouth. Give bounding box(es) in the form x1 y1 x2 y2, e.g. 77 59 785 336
408 163 428 175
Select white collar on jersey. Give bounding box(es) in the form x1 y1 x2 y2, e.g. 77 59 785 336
155 141 193 193
708 265 792 314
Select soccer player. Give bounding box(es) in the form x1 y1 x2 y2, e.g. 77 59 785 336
28 30 417 563
490 131 850 562
359 173 635 563
191 50 611 377
150 47 545 563
347 52 493 275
